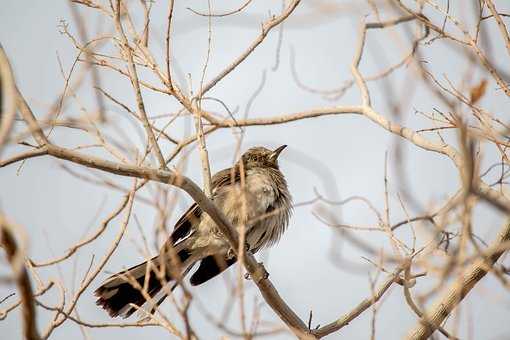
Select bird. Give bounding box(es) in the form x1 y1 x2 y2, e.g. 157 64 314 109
95 145 292 318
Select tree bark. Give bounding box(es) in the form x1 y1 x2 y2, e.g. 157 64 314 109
406 220 510 340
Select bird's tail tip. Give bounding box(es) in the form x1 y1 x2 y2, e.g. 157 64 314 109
95 250 191 318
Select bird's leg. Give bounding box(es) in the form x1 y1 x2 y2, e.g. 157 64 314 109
226 242 251 259
226 247 235 259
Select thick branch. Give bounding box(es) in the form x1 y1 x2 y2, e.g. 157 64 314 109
405 220 510 340
0 217 41 340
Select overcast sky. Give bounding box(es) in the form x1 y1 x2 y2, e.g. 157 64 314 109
1 1 510 339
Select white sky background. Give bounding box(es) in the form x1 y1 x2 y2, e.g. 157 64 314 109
1 1 510 339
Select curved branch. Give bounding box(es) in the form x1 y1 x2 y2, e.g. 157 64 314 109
187 0 253 18
0 216 41 340
196 0 301 98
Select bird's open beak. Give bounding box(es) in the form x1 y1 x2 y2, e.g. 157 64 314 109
271 145 287 161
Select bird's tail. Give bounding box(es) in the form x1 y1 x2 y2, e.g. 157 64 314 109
94 248 191 318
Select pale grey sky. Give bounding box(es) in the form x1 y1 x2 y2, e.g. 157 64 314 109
1 1 510 339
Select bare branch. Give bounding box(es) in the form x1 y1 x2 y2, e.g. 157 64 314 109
0 216 41 340
113 0 167 169
0 44 17 156
405 220 510 340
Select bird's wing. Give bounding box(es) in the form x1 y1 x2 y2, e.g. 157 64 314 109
169 203 202 245
189 254 237 286
168 165 241 245
210 166 241 193
164 166 241 284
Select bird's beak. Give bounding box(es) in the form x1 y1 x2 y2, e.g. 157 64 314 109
271 145 287 161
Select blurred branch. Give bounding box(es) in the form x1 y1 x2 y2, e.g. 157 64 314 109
394 0 510 96
68 2 106 122
484 0 510 60
0 44 17 157
0 280 54 321
406 220 510 339
0 216 40 340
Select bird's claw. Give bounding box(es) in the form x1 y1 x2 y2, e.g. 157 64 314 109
244 263 269 281
244 271 268 281
226 248 235 259
226 243 251 259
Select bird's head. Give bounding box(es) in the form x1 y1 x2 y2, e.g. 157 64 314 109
240 145 287 169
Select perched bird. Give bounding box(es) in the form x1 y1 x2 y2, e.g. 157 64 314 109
95 145 292 318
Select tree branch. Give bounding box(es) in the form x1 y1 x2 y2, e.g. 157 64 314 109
113 0 167 169
313 267 404 338
0 216 41 340
0 44 17 156
405 220 510 340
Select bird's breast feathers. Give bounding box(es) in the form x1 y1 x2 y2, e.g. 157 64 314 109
194 166 290 252
244 168 278 212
